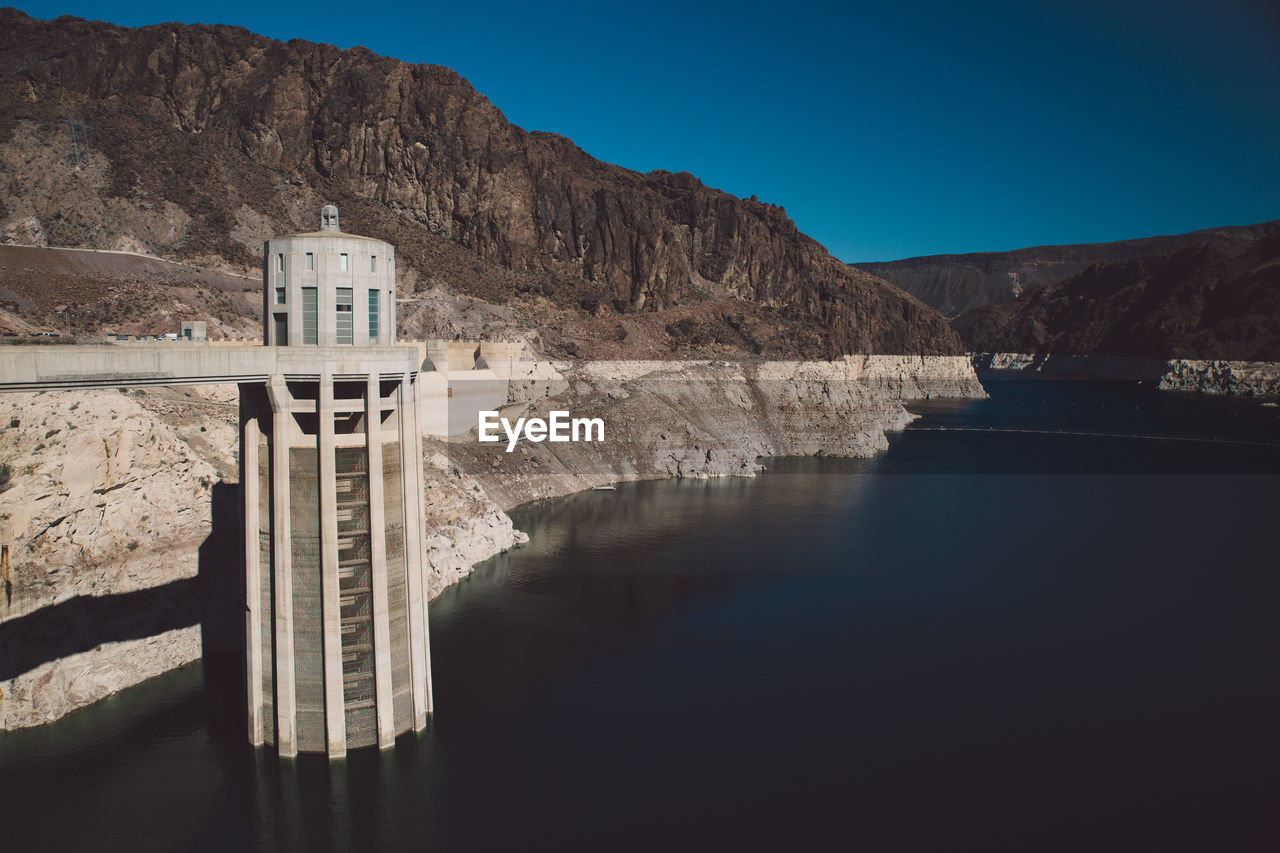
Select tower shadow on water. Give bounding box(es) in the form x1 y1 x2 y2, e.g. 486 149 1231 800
197 480 248 742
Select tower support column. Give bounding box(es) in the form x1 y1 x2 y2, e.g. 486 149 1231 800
319 372 347 758
366 374 396 748
241 386 264 747
265 375 298 758
400 371 431 727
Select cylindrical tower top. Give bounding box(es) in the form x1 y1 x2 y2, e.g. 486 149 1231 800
263 209 396 347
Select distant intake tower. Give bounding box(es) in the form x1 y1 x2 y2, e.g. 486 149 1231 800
241 206 433 758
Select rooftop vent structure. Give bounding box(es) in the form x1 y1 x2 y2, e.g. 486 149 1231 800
321 204 340 232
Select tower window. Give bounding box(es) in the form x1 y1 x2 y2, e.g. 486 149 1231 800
340 253 349 272
306 253 314 271
368 289 379 343
276 253 284 272
273 313 287 345
302 287 318 345
370 255 377 272
274 286 285 305
336 287 353 345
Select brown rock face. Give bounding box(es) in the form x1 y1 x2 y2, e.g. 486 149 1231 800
855 220 1280 318
951 233 1280 361
0 9 960 356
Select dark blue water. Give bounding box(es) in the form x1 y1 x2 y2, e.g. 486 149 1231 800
2 373 1278 852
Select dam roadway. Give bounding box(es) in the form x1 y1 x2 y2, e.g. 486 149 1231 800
0 342 422 391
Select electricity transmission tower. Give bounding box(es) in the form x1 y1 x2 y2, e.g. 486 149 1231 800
60 116 92 169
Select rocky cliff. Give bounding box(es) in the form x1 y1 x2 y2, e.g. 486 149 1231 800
0 8 959 358
449 356 984 509
854 221 1280 318
0 387 221 728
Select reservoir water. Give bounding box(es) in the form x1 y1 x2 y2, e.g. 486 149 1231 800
2 373 1278 851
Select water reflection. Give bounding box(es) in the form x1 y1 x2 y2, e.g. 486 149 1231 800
506 468 868 561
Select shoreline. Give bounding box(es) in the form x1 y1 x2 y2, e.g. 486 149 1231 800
972 353 1280 397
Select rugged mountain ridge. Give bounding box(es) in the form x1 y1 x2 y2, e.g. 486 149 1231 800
0 8 959 357
853 220 1280 318
952 232 1280 361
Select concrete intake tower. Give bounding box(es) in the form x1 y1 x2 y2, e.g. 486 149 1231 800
241 205 433 757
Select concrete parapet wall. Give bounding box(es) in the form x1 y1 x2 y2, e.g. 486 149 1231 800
443 342 480 372
477 341 523 378
405 340 527 377
0 344 420 391
111 339 263 348
416 359 565 439
416 371 450 437
443 370 507 436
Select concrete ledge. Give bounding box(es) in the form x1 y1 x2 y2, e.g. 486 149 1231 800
0 344 421 392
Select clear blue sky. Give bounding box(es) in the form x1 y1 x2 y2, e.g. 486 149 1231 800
15 0 1280 261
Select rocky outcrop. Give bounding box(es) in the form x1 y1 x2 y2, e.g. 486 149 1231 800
420 450 528 598
973 352 1039 372
0 390 219 621
855 220 1280 317
821 354 987 399
0 388 220 729
0 8 961 358
1156 360 1280 397
1 626 201 730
